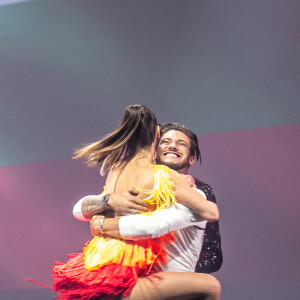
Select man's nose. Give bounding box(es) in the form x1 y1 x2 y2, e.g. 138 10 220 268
168 142 177 149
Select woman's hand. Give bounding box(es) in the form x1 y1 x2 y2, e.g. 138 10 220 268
180 174 197 188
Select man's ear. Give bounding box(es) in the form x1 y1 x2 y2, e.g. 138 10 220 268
188 156 195 167
156 125 160 138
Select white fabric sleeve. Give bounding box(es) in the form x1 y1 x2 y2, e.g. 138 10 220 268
119 203 206 240
119 188 207 239
73 198 90 221
194 188 207 200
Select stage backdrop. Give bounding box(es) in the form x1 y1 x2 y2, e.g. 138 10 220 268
1 1 299 299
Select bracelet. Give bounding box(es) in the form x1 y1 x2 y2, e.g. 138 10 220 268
98 216 105 234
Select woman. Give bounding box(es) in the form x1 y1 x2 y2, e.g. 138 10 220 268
52 105 221 300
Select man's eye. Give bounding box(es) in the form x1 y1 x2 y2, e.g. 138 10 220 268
160 140 168 144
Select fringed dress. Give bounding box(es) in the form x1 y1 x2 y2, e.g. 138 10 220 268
52 165 178 300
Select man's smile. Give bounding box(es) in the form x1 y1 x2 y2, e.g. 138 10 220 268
163 151 181 158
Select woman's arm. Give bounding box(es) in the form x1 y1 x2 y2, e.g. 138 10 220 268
170 171 219 222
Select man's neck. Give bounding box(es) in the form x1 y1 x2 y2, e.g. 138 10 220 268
175 167 188 175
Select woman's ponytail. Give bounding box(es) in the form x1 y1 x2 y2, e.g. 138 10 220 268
73 104 157 175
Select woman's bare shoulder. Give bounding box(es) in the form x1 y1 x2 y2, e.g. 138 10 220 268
134 166 155 190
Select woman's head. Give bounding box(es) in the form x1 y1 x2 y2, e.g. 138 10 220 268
74 104 157 174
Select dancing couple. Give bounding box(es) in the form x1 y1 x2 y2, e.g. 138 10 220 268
53 104 221 300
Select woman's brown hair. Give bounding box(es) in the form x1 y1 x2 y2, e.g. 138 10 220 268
73 104 157 175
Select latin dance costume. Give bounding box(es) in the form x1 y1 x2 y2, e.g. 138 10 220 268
52 165 178 300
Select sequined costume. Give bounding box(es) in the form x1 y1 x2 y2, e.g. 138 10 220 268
52 165 177 300
71 179 222 275
195 179 223 273
149 179 222 273
153 203 207 272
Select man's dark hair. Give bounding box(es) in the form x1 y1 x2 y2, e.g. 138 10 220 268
159 123 201 163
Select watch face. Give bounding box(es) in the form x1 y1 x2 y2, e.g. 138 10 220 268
102 195 109 204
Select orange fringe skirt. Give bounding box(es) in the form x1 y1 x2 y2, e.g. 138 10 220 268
52 233 175 299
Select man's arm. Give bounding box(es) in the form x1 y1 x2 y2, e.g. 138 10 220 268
73 195 107 221
194 179 223 273
90 176 214 240
73 188 150 221
90 203 207 239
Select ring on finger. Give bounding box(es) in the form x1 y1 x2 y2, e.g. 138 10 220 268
131 209 136 215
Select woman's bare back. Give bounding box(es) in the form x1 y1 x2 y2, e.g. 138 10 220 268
105 162 155 201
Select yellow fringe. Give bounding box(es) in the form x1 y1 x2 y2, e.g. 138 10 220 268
136 164 178 210
83 236 158 270
84 164 177 271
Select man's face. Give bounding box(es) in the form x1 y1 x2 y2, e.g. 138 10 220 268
156 130 195 173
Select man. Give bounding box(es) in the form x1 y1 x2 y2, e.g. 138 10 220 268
156 123 222 273
73 123 222 273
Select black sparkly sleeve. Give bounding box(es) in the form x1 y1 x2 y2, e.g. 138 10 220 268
194 179 223 274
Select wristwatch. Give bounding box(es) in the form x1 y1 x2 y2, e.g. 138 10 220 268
101 193 111 210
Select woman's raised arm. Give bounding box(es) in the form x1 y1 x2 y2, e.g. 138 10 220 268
170 171 219 222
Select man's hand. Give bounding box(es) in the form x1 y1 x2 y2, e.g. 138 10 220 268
90 215 122 238
108 188 150 216
180 174 197 188
90 216 101 237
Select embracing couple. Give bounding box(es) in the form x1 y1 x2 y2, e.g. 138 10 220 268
53 104 223 300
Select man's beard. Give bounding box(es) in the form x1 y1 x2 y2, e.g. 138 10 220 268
156 156 189 171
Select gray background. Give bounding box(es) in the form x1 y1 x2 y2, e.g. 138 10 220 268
0 1 299 299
